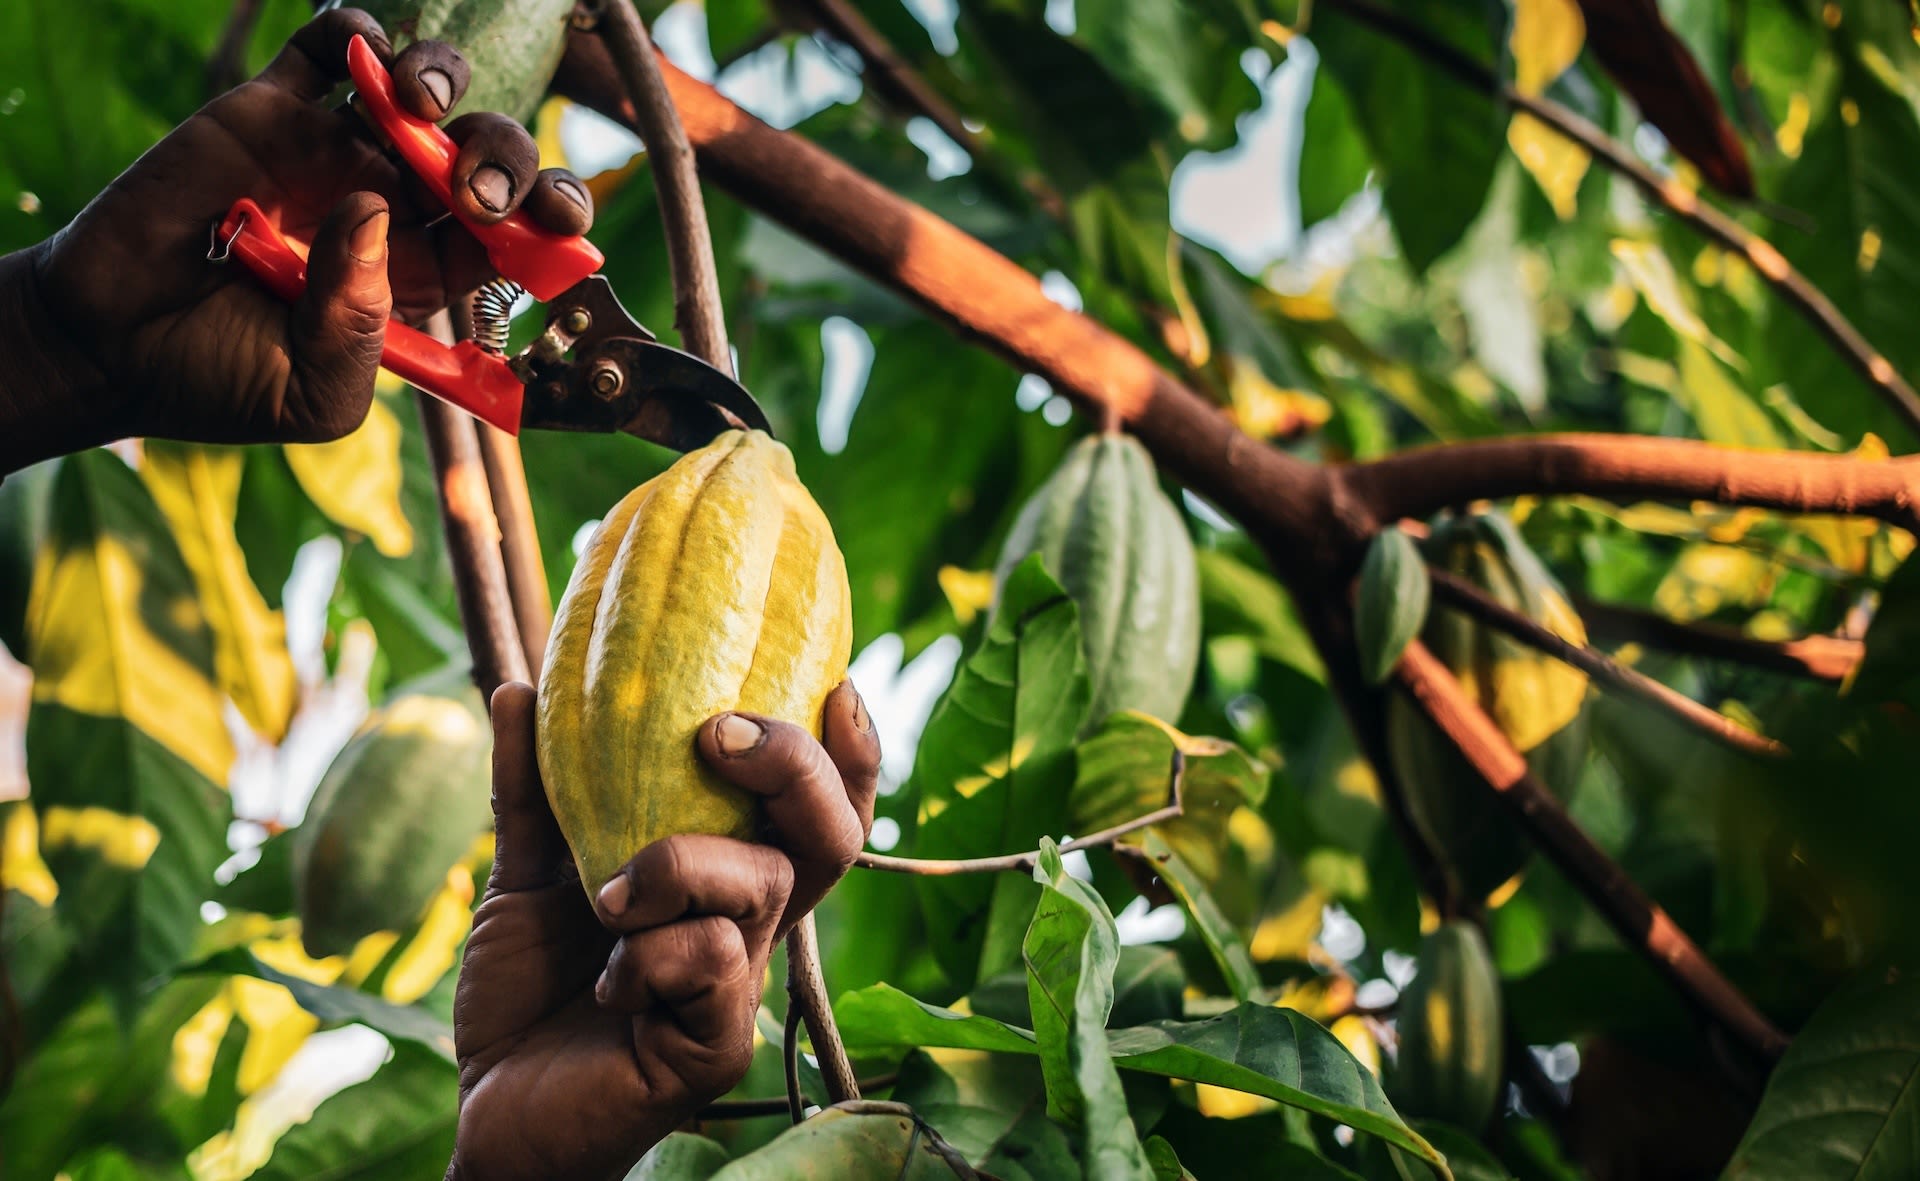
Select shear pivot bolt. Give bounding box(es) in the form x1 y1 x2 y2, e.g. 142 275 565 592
589 360 624 401
561 310 591 335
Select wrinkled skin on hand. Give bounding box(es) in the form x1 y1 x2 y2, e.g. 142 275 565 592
447 683 880 1181
29 7 593 449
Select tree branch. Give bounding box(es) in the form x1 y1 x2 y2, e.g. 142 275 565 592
416 314 530 700
549 36 1331 556
1577 597 1863 682
856 751 1184 875
592 1 733 371
1341 433 1920 532
787 0 979 159
1395 639 1790 1065
1322 0 1920 441
474 426 551 677
1425 566 1786 758
786 913 860 1103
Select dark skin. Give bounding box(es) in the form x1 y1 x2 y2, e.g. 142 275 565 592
0 11 882 1178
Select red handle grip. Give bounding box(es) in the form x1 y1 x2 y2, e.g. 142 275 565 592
217 199 526 436
346 35 602 301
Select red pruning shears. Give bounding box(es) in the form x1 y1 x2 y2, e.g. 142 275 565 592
210 34 768 451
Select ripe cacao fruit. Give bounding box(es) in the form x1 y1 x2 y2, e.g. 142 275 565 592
536 430 852 897
1387 509 1589 900
992 433 1201 735
1389 919 1505 1132
294 693 493 957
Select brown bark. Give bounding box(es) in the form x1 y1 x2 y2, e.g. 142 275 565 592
1343 434 1920 533
1396 640 1790 1064
475 426 552 678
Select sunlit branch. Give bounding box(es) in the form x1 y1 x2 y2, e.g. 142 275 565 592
1323 0 1920 440
1342 434 1920 533
1425 565 1786 758
1395 639 1791 1065
854 751 1185 876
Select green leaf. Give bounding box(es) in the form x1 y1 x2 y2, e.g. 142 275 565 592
1356 528 1431 684
1195 549 1328 683
1139 829 1262 1003
346 0 576 121
252 1042 458 1181
1144 1135 1195 1181
1720 971 1920 1180
0 977 224 1181
913 554 1090 991
1023 840 1155 1179
1297 51 1375 229
888 1047 1066 1176
628 1133 732 1180
1069 711 1270 923
188 947 457 1061
1072 0 1261 153
836 985 1448 1176
710 1104 975 1180
1310 0 1507 272
212 828 295 917
0 458 58 656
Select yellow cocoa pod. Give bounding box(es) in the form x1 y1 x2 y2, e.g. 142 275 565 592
535 430 852 897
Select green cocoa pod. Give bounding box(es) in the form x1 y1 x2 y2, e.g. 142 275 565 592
293 693 494 958
1390 920 1505 1132
1387 510 1589 901
992 433 1201 736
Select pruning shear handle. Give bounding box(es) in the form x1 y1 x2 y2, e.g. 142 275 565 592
215 198 527 435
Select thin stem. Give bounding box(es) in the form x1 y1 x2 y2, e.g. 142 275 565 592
1425 566 1786 758
794 0 979 158
786 915 860 1103
474 426 552 677
415 313 530 700
1341 433 1920 533
1323 0 1920 440
1395 639 1790 1064
593 0 733 372
207 0 264 98
781 992 805 1124
1576 597 1863 683
856 751 1185 875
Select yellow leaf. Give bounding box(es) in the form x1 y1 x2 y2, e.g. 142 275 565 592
1655 544 1774 621
1249 887 1327 962
1225 357 1332 440
285 397 415 559
39 805 161 870
1611 240 1744 371
1509 114 1589 219
1166 232 1211 368
228 975 319 1093
533 96 571 171
1196 1082 1275 1119
143 443 297 741
937 566 997 626
1672 342 1786 450
381 861 477 1004
1507 0 1588 217
1331 1015 1382 1078
171 991 235 1097
27 466 234 786
2 803 58 906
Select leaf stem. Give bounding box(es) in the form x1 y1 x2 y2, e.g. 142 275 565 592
854 751 1185 876
1575 597 1863 683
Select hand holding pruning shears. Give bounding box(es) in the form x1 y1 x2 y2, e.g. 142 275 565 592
8 5 765 477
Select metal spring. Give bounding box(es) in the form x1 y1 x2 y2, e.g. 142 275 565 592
471 277 525 354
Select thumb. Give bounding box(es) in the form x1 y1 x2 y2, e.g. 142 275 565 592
486 681 571 894
286 191 391 442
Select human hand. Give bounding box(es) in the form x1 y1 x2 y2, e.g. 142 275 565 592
10 8 593 467
446 682 880 1181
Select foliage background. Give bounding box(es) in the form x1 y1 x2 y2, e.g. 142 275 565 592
4 0 1920 1178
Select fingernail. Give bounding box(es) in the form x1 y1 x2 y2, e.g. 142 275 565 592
554 177 589 211
349 210 388 263
469 165 512 213
594 969 611 1003
852 692 872 734
716 714 764 755
597 873 631 916
417 67 454 113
